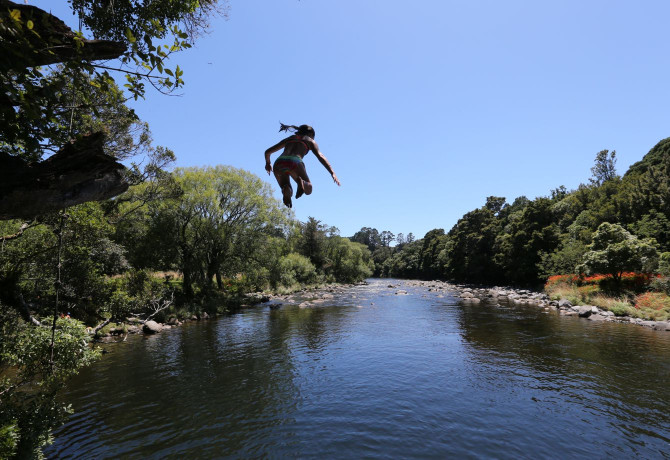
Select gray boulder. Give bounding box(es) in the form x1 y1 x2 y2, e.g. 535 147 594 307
578 306 593 318
143 320 162 334
558 299 573 308
587 314 606 321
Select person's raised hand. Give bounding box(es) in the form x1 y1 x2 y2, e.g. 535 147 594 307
332 173 341 186
265 163 272 175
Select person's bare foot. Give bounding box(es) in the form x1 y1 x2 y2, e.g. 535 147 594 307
296 178 312 199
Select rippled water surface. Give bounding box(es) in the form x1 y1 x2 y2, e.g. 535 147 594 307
47 279 670 459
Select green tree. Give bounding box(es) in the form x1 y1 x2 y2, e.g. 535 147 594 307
380 230 395 248
276 253 318 288
494 197 559 284
578 222 659 283
629 210 670 253
1 0 222 159
419 229 447 280
443 197 506 282
590 149 618 186
141 166 288 296
299 217 328 269
382 239 422 278
659 252 670 276
323 237 373 283
350 227 381 252
0 312 100 458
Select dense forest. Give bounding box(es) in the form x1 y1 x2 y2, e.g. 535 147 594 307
356 141 669 285
358 141 669 284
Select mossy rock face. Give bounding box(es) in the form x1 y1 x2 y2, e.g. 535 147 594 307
624 137 670 178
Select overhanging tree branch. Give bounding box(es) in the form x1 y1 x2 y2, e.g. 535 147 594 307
0 0 126 71
0 132 128 220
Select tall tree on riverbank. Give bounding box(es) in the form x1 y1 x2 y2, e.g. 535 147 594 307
578 223 659 284
127 166 289 296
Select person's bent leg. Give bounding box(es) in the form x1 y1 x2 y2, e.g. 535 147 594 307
274 170 293 208
294 164 313 199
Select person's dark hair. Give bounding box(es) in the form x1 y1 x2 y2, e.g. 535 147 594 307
279 122 315 138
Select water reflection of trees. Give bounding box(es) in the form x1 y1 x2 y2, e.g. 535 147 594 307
52 301 357 457
454 298 670 436
267 303 353 353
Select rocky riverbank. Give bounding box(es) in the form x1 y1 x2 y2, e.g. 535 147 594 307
402 279 670 332
265 283 365 308
92 283 366 342
94 280 670 341
92 292 272 342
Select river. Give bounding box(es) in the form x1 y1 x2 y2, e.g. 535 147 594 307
46 279 670 459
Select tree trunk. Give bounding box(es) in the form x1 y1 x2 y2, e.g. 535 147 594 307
180 242 195 298
0 132 128 220
182 266 194 298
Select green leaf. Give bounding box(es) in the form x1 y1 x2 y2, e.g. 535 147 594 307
124 28 136 43
26 20 33 30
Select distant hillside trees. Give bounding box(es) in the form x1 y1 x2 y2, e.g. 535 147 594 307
367 138 670 286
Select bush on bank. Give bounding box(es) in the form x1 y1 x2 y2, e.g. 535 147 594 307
544 272 670 320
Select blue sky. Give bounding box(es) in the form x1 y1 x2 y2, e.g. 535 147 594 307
37 1 670 239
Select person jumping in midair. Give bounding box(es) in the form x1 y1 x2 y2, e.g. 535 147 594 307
264 123 340 208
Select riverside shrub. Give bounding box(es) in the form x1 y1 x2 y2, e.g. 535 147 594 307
634 292 670 311
278 253 318 287
544 272 670 320
545 272 657 291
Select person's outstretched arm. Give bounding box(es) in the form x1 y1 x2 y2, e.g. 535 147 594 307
264 139 288 175
311 140 341 186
